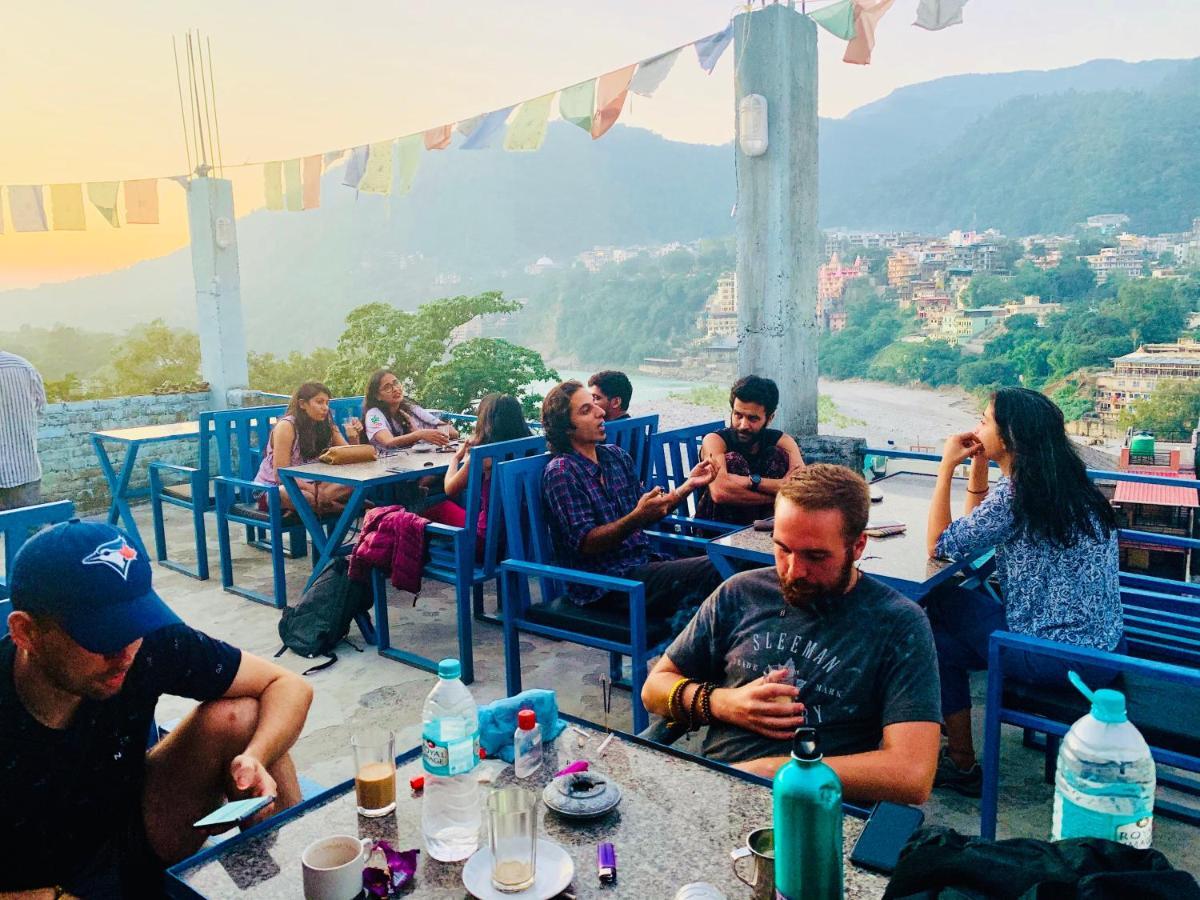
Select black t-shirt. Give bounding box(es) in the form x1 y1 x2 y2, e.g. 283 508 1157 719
666 568 941 763
715 426 785 475
0 623 242 892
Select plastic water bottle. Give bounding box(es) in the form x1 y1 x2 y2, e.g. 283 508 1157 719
1052 671 1156 848
773 727 843 900
421 658 481 861
513 709 543 777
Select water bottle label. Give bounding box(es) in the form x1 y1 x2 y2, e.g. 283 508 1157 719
422 728 479 776
1053 792 1153 848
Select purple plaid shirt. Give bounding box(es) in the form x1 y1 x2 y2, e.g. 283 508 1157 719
542 444 663 605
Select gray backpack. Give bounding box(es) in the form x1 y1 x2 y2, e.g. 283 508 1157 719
276 558 371 674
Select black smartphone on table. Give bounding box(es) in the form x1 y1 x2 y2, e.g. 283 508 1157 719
849 801 925 875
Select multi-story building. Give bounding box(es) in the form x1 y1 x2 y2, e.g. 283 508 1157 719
1002 295 1064 325
1094 340 1200 421
1083 213 1131 234
1084 246 1145 282
703 272 738 339
940 306 1008 343
817 253 867 329
887 252 919 287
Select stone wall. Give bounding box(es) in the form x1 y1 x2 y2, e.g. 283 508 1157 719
796 434 866 472
39 392 213 513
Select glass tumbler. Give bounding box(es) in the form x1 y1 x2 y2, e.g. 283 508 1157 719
486 786 538 892
351 729 396 817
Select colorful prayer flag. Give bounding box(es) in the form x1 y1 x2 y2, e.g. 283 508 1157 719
343 145 369 188
323 149 346 168
284 158 303 211
558 80 595 133
844 0 895 65
394 135 422 195
263 161 284 210
694 24 733 74
504 93 555 151
460 107 514 150
424 125 453 150
591 65 636 140
50 183 86 231
358 140 394 194
810 0 857 40
87 182 121 228
9 185 47 232
456 115 483 139
302 155 322 209
630 48 681 97
914 0 968 31
124 179 159 224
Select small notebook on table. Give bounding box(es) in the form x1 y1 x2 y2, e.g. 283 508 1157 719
864 520 906 538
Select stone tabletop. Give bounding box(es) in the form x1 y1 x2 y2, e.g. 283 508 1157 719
279 447 456 484
712 472 981 590
170 722 888 899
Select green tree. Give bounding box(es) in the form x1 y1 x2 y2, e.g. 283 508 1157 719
248 348 338 395
867 340 961 386
421 339 559 417
1047 257 1096 301
104 319 202 395
324 291 521 396
957 358 1018 391
962 274 1013 308
1120 380 1200 435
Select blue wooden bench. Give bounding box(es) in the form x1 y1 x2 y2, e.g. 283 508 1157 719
980 585 1200 837
496 453 710 732
370 434 545 684
602 414 659 486
649 420 739 537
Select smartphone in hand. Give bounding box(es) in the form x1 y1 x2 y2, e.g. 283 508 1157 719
192 796 274 830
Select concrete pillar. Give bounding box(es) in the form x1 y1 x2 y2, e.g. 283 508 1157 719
187 177 248 409
733 4 820 436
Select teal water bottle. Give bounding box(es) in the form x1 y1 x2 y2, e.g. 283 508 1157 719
773 727 843 900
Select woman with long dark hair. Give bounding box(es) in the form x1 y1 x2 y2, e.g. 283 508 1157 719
362 369 458 450
423 393 533 542
925 387 1123 795
255 381 359 515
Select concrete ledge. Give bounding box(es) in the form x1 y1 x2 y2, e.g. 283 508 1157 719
795 434 865 472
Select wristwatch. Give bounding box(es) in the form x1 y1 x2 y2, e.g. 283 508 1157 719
749 473 762 493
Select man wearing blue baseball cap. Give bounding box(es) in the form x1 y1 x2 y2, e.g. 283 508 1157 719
0 521 313 898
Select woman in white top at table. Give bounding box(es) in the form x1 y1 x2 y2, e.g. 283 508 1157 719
255 381 361 517
361 369 459 450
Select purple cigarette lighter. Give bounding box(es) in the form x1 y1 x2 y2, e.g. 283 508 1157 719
597 842 617 883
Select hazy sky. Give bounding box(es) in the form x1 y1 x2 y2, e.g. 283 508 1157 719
3 0 1199 290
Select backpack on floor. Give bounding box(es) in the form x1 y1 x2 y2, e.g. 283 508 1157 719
276 557 371 674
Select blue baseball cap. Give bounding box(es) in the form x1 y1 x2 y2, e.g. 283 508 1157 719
10 520 181 654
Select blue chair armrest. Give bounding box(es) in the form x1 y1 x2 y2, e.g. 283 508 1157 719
645 529 712 554
499 559 643 596
659 513 739 535
150 461 201 480
988 631 1200 689
214 475 272 508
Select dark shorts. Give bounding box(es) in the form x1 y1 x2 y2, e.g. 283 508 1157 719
591 555 725 628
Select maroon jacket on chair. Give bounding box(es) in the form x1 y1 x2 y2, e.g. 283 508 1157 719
349 505 429 594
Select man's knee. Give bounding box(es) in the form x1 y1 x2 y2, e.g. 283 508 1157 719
193 696 261 747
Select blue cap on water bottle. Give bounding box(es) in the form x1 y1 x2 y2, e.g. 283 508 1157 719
438 658 461 680
1091 688 1127 724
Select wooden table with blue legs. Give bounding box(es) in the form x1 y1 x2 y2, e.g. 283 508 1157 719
277 448 468 677
706 471 992 601
90 421 204 555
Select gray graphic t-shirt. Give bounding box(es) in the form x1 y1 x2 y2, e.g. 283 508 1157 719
666 567 941 763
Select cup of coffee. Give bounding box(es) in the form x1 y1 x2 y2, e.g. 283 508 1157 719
731 827 775 900
301 834 372 900
352 729 396 817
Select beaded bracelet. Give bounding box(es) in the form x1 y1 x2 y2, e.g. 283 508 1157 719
666 677 691 726
687 681 705 731
699 681 715 726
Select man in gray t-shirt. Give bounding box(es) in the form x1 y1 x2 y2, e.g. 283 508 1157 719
643 464 942 805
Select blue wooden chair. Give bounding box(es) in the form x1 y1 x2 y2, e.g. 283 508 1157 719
648 420 738 536
980 585 1200 837
1 501 76 600
602 414 659 485
212 406 314 608
148 411 217 581
496 454 710 732
371 435 545 685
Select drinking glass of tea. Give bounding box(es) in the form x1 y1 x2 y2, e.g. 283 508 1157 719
352 729 397 817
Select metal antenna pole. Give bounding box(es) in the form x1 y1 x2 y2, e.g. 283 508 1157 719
196 29 217 176
172 36 194 176
184 32 204 171
187 32 210 172
206 35 225 177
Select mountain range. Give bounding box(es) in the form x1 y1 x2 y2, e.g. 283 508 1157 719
3 55 1197 352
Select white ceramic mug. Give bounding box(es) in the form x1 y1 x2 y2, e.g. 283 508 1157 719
301 834 372 900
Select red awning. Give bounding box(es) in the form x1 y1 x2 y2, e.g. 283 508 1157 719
1112 468 1200 508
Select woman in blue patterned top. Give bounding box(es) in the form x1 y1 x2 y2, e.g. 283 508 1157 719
925 387 1124 795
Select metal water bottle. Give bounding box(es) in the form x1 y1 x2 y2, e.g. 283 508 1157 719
773 727 843 900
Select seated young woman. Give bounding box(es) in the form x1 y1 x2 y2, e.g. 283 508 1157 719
423 393 532 547
925 386 1124 796
255 381 362 517
362 369 459 450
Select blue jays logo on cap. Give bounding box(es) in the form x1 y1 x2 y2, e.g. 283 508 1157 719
82 535 140 580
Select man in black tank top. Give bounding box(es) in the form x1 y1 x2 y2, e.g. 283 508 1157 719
696 376 805 526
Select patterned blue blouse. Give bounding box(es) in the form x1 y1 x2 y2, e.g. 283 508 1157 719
936 478 1123 650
